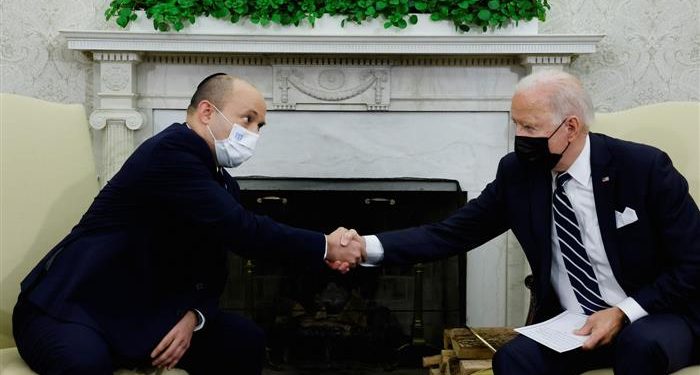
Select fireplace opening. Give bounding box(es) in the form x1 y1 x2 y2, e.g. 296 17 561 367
220 177 467 369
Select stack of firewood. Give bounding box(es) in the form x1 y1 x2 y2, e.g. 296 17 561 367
422 327 517 375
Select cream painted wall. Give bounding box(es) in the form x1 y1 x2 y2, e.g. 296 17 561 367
541 0 700 111
0 0 114 106
2 0 698 108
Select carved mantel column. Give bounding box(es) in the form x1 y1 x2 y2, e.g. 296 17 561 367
89 52 144 185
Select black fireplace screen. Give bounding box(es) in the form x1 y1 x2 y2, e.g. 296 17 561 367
220 177 467 367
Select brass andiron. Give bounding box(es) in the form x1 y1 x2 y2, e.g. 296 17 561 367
394 262 440 368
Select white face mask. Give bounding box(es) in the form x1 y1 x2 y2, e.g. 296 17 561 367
208 105 259 168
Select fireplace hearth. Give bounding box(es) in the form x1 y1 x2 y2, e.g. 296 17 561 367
220 177 466 368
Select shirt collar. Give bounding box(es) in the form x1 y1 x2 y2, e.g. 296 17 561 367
564 134 591 187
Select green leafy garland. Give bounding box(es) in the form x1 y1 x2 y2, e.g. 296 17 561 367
106 0 549 32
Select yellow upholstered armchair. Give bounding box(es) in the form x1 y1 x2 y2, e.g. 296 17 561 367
0 94 187 375
592 102 699 201
577 102 700 375
522 102 700 375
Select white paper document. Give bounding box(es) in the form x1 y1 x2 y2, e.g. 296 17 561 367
514 311 590 353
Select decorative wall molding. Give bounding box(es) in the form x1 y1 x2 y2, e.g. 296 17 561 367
89 109 145 130
520 54 574 73
93 51 142 62
141 54 520 67
394 56 518 66
102 65 131 91
540 0 700 111
270 56 393 65
520 55 573 65
274 66 390 110
144 54 268 65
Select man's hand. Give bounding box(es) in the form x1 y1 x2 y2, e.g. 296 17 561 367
325 227 366 274
151 310 197 369
574 306 627 350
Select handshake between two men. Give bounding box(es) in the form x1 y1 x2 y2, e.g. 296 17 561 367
325 227 367 274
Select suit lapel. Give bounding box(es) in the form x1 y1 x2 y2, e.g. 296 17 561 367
590 134 623 280
220 169 242 201
527 165 553 298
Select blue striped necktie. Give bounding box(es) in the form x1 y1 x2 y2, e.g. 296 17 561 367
553 172 609 315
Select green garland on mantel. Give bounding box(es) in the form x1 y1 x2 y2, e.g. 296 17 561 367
106 0 549 33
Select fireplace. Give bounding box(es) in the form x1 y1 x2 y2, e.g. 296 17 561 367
219 177 466 367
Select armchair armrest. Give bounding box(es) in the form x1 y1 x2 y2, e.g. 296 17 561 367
524 274 537 325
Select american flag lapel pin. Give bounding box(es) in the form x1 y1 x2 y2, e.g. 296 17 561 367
602 176 610 183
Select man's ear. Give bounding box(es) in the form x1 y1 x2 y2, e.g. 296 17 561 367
567 116 583 140
197 100 214 125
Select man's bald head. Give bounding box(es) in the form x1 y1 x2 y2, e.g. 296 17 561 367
187 73 237 115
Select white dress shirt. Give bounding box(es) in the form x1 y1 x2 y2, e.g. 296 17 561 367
362 134 647 322
550 135 646 322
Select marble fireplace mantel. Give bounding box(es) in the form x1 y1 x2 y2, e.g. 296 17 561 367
61 28 603 326
63 30 602 55
61 29 603 181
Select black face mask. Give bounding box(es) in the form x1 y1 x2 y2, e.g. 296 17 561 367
514 118 571 170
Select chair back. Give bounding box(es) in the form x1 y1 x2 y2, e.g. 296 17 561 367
592 102 700 201
0 94 99 348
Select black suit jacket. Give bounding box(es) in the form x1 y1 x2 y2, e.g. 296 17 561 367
378 133 700 335
19 123 325 359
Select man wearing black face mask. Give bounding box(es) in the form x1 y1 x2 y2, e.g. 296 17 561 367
513 116 570 170
340 70 700 374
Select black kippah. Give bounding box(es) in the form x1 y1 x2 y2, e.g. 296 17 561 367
189 73 228 109
196 72 227 90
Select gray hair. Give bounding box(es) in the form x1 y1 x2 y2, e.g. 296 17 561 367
515 70 595 127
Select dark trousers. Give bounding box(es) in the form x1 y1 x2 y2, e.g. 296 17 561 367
13 299 265 375
493 313 699 375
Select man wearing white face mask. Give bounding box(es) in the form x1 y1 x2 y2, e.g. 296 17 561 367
206 103 258 168
12 73 366 375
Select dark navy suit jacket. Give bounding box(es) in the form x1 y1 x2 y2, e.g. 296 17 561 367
378 133 700 335
19 123 325 359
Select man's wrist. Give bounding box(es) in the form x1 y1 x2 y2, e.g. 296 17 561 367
190 309 205 331
360 235 384 266
615 297 647 324
613 306 630 326
621 312 630 326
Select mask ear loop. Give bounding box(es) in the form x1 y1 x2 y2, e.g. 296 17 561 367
211 104 237 128
206 124 218 143
549 116 572 156
547 116 570 139
207 103 233 145
205 104 224 169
